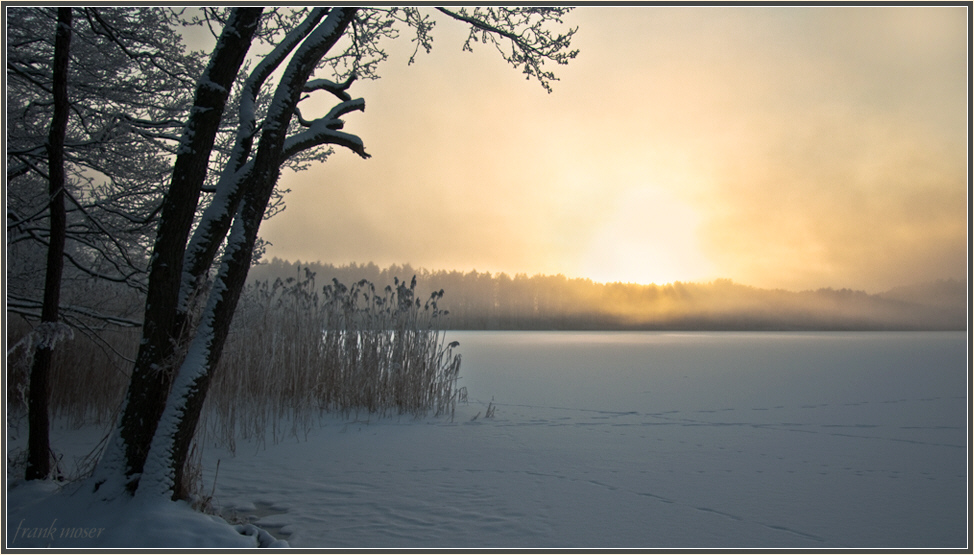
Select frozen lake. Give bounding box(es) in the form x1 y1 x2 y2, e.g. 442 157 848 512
201 331 969 549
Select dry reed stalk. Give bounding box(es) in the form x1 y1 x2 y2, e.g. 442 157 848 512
6 316 135 428
203 270 464 450
7 268 464 458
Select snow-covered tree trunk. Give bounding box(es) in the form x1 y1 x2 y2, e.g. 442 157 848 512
92 8 264 497
139 7 361 499
86 5 576 500
25 7 72 481
175 8 330 328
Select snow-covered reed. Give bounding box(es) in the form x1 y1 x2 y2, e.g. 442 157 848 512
205 269 464 451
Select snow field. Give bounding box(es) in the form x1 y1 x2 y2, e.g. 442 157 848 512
198 395 965 548
199 332 967 548
7 331 967 548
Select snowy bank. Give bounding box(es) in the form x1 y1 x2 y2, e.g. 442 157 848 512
6 478 287 548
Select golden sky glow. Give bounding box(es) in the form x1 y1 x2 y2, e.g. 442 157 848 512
261 6 968 293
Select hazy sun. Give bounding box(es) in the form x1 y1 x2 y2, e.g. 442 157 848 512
577 186 716 285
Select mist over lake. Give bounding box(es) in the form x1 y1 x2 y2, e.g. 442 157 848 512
249 260 967 330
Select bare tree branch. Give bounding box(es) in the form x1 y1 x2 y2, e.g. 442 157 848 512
435 7 578 93
9 294 143 327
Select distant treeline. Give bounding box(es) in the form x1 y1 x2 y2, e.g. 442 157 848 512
249 259 967 331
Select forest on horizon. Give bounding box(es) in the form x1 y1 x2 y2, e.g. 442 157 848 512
249 258 966 331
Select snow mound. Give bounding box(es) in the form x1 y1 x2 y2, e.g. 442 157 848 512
6 478 288 548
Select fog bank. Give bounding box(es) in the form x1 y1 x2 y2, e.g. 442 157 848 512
250 260 966 331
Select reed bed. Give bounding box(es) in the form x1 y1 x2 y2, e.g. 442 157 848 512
205 270 464 451
6 317 136 428
7 270 464 455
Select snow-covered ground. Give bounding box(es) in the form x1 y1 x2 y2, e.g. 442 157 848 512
7 331 969 548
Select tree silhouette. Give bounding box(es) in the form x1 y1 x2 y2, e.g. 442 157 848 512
82 7 578 500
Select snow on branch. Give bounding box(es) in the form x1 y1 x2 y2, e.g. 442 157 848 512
121 113 185 129
322 97 366 122
261 8 357 131
171 8 324 310
294 97 365 129
283 127 368 161
283 98 369 160
302 73 357 102
240 7 329 129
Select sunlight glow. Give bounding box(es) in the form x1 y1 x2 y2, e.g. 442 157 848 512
577 186 717 285
265 7 966 293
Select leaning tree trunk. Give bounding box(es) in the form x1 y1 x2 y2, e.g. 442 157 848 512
173 7 329 336
26 7 72 482
137 7 360 500
91 7 264 497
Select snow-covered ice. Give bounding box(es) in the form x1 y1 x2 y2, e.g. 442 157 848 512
6 331 968 548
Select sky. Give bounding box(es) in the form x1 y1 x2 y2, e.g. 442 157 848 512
259 6 968 293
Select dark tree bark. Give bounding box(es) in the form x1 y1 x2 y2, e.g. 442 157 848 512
173 7 330 344
25 7 72 482
145 7 361 499
95 7 264 493
89 6 577 499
